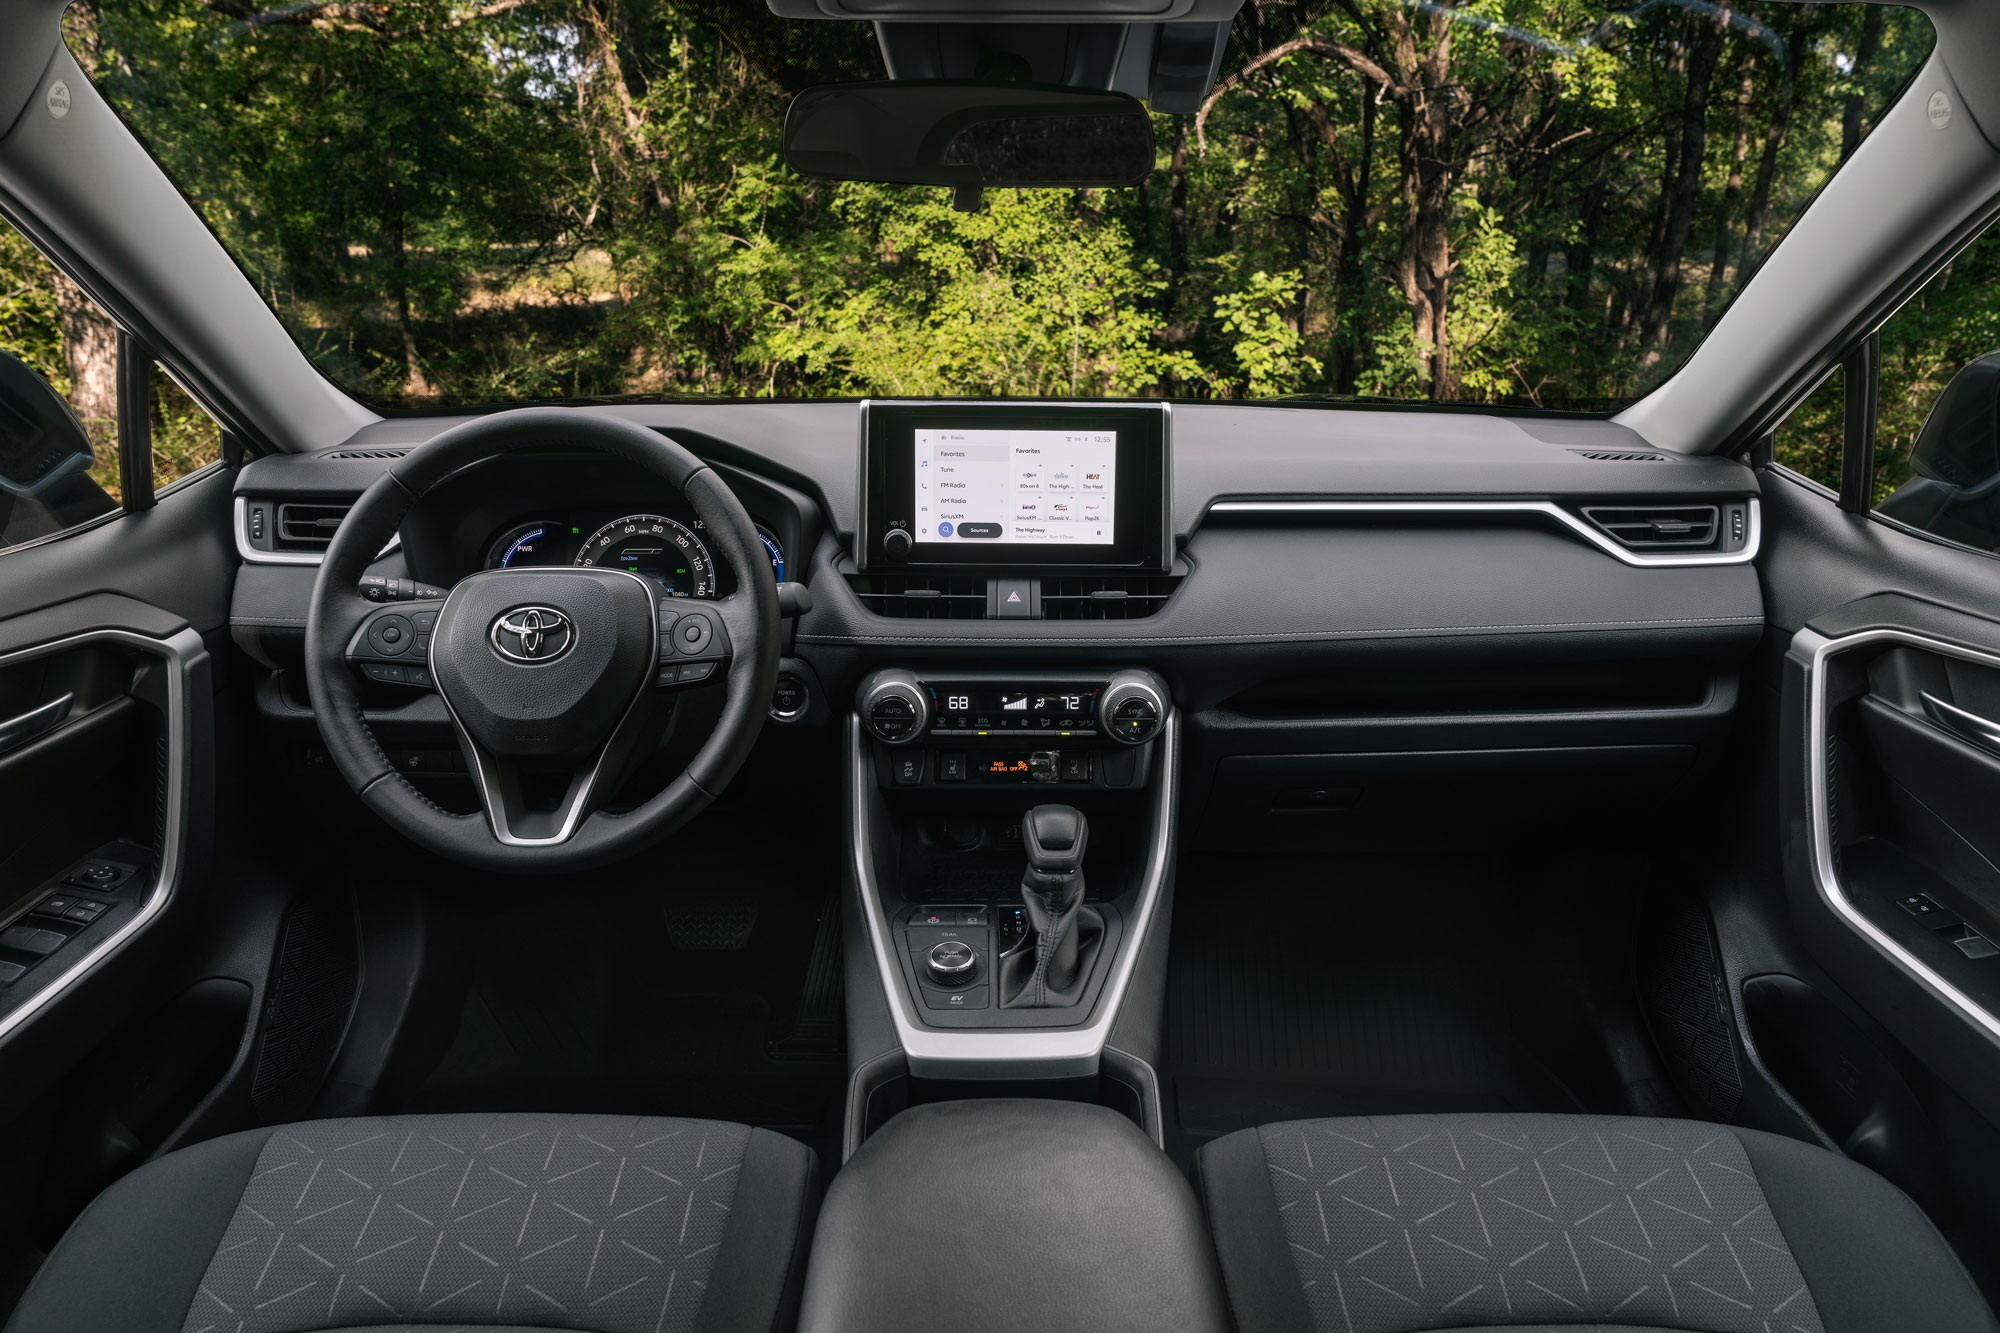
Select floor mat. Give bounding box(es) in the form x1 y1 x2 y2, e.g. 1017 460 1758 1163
393 809 845 1167
1162 853 1562 1162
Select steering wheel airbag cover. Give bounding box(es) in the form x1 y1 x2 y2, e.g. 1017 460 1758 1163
432 568 654 758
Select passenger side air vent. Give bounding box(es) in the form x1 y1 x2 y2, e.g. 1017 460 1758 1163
1568 449 1667 462
1580 504 1719 548
1041 575 1183 621
275 502 351 551
323 447 410 460
845 572 989 620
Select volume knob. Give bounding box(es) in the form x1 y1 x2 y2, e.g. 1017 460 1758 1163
883 528 913 560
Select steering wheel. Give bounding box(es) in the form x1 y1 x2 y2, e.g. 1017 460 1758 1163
304 408 780 873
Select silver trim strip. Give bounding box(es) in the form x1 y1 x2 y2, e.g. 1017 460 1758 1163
234 495 401 566
1206 498 1761 569
1802 625 2000 1043
0 691 73 755
0 626 198 1045
846 711 1178 1078
1920 690 2000 757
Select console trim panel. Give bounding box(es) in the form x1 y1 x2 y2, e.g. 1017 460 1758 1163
846 711 1177 1079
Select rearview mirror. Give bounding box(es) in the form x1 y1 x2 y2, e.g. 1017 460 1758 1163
782 81 1155 210
0 350 97 499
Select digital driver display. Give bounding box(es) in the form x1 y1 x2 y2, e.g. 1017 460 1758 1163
913 429 1117 546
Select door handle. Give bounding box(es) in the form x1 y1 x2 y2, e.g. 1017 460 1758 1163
1920 691 2000 757
0 692 73 756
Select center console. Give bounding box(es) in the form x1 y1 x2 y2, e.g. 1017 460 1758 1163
843 402 1180 1099
848 665 1175 1083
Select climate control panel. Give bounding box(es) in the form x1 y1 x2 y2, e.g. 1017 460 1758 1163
857 668 1168 790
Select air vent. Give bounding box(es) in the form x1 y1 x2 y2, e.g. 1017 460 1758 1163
1569 449 1667 462
1041 575 1183 621
1581 505 1719 549
275 502 351 550
323 448 410 460
846 572 989 620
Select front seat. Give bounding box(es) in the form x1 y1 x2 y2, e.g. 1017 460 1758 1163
1194 1112 1998 1333
2 1112 819 1333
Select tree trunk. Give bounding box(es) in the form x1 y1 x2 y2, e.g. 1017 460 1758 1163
51 272 119 455
1324 93 1375 394
387 165 431 399
1167 117 1190 327
1638 7 1726 361
1841 6 1886 160
1387 10 1456 398
1565 164 1609 313
1702 53 1757 328
1741 7 1812 274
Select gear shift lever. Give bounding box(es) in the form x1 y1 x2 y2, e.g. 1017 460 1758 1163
1009 804 1094 1005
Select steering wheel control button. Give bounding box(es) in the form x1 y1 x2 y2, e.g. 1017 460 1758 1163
676 612 714 655
678 661 716 683
926 939 978 985
366 614 414 656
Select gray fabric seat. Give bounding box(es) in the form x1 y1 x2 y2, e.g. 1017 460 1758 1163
1193 1111 1998 1333
2 1112 820 1333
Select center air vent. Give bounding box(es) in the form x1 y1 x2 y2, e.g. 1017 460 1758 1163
323 447 411 460
275 502 351 550
1041 575 1183 621
845 573 989 620
1580 504 1719 549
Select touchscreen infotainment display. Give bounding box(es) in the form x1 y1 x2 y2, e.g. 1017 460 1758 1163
860 402 1170 571
914 429 1117 547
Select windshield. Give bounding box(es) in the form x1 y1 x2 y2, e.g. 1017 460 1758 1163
71 1 1931 412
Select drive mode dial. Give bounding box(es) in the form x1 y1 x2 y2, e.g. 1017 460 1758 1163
926 940 978 986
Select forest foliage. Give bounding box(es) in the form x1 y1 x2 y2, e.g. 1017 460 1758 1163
2 0 1983 503
59 0 1936 414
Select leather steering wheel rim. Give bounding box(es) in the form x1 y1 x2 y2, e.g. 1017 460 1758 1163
303 407 781 874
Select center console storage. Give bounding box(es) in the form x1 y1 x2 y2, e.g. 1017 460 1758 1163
798 1099 1227 1333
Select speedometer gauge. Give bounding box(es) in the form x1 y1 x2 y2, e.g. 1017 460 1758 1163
575 514 716 598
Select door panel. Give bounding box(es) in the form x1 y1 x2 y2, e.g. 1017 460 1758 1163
0 469 229 1118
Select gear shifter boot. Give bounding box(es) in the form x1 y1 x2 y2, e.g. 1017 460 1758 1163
1002 805 1105 1008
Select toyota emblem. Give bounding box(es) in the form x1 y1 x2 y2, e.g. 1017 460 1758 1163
490 606 575 663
